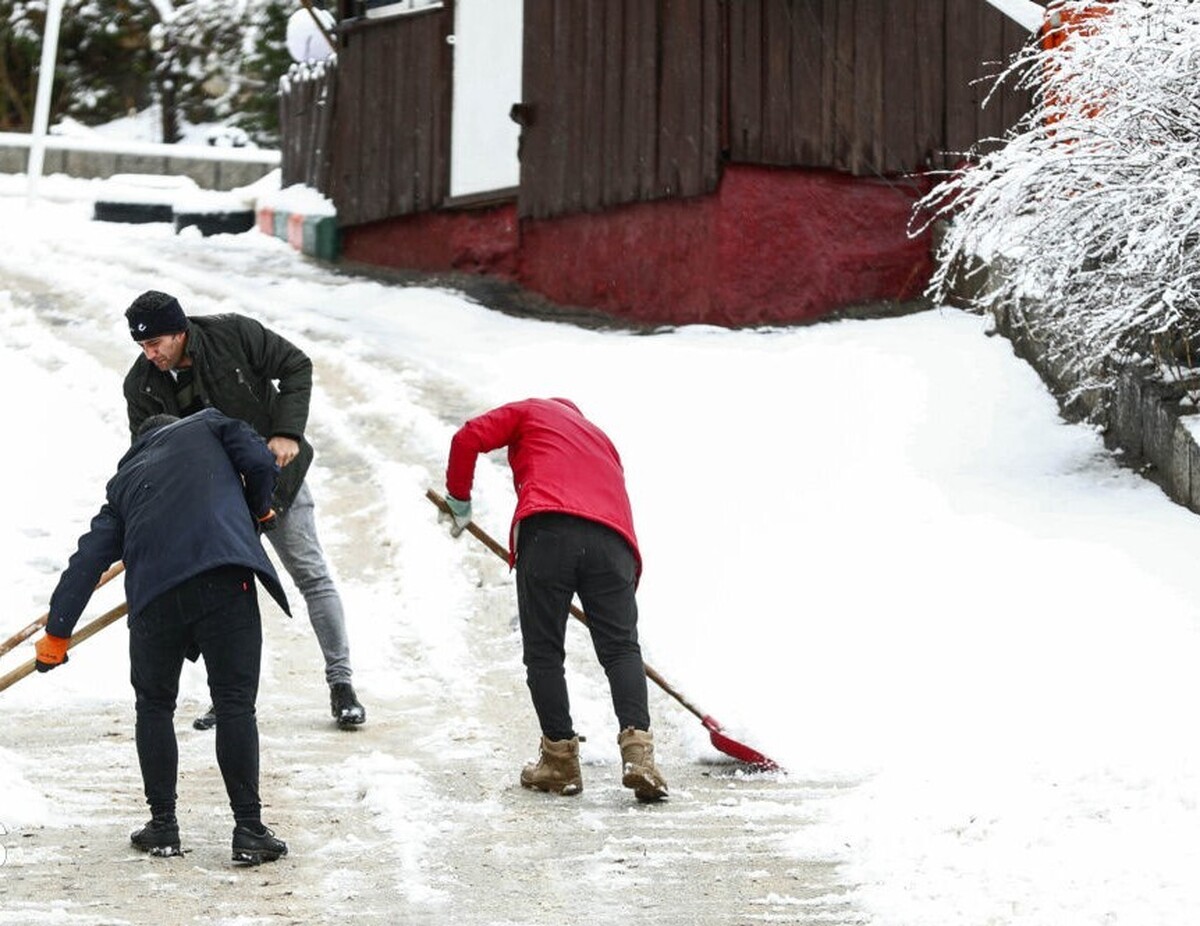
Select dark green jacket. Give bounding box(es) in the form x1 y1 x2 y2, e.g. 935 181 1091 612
123 313 315 512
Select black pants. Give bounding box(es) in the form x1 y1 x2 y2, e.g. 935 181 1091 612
129 565 263 825
515 513 650 740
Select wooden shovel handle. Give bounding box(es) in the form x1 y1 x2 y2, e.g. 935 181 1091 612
0 600 129 694
425 488 706 721
0 561 125 659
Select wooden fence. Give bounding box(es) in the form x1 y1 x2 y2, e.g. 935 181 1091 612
280 60 337 191
285 8 454 227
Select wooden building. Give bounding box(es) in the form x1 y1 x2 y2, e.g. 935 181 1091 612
282 0 1039 326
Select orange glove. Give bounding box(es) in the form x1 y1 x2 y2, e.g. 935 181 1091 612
256 509 279 534
35 633 70 672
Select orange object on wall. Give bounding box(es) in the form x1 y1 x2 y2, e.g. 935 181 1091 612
1040 1 1112 126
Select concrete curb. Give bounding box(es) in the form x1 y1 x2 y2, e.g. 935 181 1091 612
991 295 1200 517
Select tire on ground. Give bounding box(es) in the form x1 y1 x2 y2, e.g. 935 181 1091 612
93 201 174 224
173 210 256 237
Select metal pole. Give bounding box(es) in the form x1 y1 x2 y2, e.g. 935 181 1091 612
27 0 65 202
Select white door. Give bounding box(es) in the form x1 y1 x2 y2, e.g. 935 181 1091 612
449 0 523 198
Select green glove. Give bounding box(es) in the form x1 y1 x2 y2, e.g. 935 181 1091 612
445 495 472 538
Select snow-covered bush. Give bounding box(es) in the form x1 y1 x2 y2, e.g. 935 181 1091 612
917 0 1200 414
1 0 294 145
1 0 159 129
153 0 294 146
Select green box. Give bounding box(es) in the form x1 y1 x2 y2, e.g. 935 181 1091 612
302 214 340 261
272 209 290 241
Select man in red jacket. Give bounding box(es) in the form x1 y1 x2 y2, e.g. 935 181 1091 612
444 397 667 802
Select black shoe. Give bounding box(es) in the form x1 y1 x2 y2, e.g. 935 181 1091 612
232 823 288 865
330 682 366 729
192 704 217 731
131 817 182 857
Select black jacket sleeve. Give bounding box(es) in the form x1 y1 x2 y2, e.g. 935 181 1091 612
237 316 313 441
47 505 124 637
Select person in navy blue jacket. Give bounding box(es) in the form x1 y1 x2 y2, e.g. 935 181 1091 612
34 408 292 865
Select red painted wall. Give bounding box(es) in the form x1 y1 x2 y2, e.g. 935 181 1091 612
339 165 934 327
712 167 933 325
342 204 520 276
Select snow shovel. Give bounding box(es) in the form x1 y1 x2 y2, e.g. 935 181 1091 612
0 600 129 694
0 561 125 659
426 488 781 771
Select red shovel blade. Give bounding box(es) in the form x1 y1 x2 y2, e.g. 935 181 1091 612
702 715 781 772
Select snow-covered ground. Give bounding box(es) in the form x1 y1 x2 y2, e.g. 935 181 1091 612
3 172 1200 925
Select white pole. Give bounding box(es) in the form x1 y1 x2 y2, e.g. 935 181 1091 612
981 0 1049 33
27 0 66 202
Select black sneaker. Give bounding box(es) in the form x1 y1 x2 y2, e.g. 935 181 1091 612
192 704 217 731
330 682 366 729
231 823 288 865
131 817 182 857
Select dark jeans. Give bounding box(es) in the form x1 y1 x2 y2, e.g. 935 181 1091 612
515 513 650 740
129 565 263 825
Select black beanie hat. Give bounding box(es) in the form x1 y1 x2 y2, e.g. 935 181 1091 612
126 291 187 341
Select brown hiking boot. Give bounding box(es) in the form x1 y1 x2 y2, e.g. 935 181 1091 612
520 735 583 795
618 728 669 803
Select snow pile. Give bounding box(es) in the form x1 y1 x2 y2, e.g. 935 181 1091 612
255 182 336 217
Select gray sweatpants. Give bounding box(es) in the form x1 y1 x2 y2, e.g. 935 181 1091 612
265 481 353 686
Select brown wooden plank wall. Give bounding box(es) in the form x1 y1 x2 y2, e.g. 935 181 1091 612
329 9 453 226
944 0 1036 159
518 0 723 220
728 0 1038 176
296 0 1039 226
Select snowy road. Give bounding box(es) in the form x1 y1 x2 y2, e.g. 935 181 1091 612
2 582 847 925
0 195 858 924
8 178 1200 926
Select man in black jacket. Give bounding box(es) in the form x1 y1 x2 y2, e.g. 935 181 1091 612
121 290 365 730
35 410 290 864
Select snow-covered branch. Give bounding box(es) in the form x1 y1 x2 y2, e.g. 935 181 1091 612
918 0 1200 414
